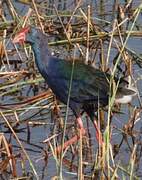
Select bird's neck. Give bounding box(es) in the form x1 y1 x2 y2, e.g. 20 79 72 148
31 41 51 73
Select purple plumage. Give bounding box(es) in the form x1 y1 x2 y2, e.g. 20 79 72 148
13 27 137 122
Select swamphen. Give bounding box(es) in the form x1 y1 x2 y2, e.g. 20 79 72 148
13 26 136 150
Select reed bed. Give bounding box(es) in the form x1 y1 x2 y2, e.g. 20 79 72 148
0 0 142 179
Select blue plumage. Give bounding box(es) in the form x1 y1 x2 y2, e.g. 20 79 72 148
13 27 136 121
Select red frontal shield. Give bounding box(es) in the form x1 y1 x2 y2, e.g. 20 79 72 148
13 27 30 44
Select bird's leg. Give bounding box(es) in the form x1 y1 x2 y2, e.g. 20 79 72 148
55 117 86 154
93 120 103 145
76 116 86 136
85 111 103 145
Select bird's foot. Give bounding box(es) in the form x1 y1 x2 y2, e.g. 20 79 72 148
55 117 86 154
51 117 103 155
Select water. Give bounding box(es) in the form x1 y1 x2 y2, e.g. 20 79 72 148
1 0 142 179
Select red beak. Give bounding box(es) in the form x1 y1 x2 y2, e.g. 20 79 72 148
13 27 30 44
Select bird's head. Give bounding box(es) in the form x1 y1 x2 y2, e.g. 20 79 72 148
13 26 44 45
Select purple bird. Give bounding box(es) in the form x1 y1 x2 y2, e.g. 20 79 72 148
13 26 136 150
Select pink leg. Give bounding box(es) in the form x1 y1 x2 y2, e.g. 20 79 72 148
93 120 103 145
56 117 86 154
55 117 103 154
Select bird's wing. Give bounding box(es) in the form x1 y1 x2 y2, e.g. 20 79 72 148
52 59 110 103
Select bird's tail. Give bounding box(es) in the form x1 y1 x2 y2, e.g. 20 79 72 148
115 86 137 104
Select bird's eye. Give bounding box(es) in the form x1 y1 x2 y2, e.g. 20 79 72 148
29 29 31 33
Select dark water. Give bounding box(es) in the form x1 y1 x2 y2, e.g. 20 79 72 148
1 0 142 179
